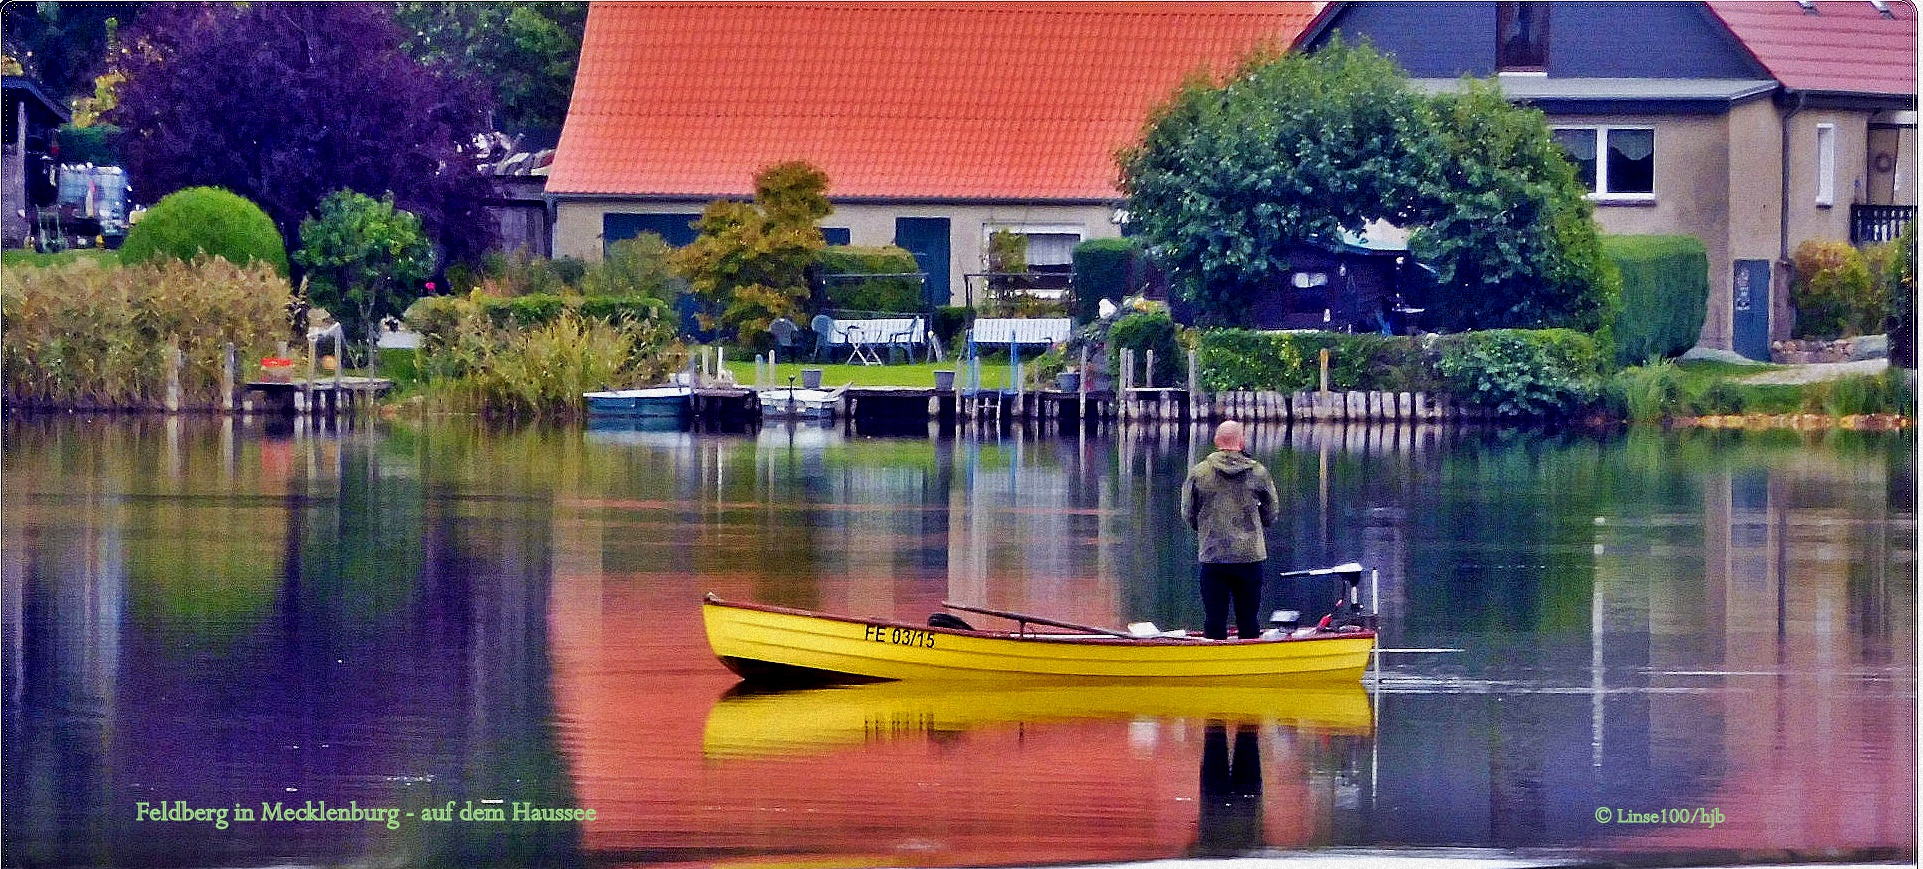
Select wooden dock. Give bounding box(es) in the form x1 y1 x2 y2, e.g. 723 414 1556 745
242 377 394 417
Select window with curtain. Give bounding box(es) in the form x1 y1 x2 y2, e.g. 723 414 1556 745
1553 127 1654 197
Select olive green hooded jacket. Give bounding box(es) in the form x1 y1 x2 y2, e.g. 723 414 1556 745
1180 450 1280 564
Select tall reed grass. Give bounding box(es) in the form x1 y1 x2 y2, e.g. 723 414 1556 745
411 296 683 419
2 257 288 408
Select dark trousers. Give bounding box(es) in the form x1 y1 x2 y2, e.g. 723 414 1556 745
1200 561 1263 640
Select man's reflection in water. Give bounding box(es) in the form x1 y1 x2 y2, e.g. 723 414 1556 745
1193 720 1263 856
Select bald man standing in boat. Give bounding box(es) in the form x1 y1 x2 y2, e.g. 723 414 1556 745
1181 421 1280 640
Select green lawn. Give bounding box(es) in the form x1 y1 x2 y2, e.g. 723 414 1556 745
724 358 1015 389
1671 358 1783 387
2 248 120 269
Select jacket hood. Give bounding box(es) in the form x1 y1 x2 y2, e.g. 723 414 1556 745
1205 450 1258 476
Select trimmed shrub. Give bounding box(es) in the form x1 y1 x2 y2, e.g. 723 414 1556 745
120 187 288 275
481 294 569 330
816 245 923 313
1791 239 1879 338
1434 329 1604 419
407 292 672 341
1108 310 1183 386
1604 235 1708 366
1071 237 1145 322
931 305 974 350
57 123 122 166
2 257 289 407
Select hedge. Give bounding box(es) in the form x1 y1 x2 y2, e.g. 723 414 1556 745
1603 235 1707 366
406 293 673 347
815 245 922 313
1194 330 1438 393
1108 310 1183 386
120 187 289 276
1194 327 1602 419
1071 237 1144 322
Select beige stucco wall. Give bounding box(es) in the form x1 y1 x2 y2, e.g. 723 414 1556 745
1726 98 1790 348
1556 101 1900 351
553 198 1123 306
1554 110 1742 350
1783 108 1872 248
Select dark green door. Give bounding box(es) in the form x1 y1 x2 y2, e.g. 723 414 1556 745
1732 259 1771 361
894 217 950 308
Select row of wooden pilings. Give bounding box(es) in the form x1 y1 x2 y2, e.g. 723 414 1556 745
1111 347 1460 423
709 346 1485 428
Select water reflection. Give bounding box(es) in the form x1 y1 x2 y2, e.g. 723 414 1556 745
3 416 1913 867
1195 721 1264 857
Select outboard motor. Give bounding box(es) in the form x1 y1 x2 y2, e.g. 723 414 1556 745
1278 562 1378 632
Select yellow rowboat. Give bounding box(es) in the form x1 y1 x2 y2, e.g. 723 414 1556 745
702 594 1376 685
704 680 1373 758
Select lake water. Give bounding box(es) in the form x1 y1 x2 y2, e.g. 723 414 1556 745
2 416 1914 867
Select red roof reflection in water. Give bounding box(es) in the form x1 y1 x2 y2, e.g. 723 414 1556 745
547 572 1352 866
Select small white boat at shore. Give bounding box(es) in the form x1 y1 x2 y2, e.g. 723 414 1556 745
757 384 846 420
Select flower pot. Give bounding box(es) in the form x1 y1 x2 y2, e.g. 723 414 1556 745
934 369 957 390
1055 372 1081 392
801 368 824 389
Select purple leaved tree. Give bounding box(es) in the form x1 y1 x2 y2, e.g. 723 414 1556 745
107 3 493 267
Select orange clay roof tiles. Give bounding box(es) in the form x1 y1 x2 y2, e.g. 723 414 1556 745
1706 1 1917 98
547 2 1316 199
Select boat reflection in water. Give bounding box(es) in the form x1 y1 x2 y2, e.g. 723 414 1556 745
703 681 1373 758
700 681 1373 864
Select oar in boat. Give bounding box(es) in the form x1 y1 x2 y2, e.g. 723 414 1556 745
939 601 1136 639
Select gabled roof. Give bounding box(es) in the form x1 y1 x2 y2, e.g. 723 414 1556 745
1294 2 1915 102
547 2 1315 201
1 75 71 125
1705 1 1917 98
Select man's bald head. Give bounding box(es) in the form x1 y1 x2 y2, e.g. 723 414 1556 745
1214 420 1245 451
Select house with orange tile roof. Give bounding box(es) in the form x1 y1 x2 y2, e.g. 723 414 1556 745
1297 1 1917 360
546 2 1316 309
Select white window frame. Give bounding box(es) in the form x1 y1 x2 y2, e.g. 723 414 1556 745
1552 125 1657 204
1815 122 1837 208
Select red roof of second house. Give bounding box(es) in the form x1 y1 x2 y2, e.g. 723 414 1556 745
1706 0 1917 98
546 2 1315 200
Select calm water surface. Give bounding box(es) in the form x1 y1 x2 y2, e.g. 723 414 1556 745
2 416 1914 867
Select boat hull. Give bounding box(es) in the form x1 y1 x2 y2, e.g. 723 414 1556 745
703 596 1374 685
585 386 692 418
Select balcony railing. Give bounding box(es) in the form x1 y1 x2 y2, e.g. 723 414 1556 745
1850 203 1915 245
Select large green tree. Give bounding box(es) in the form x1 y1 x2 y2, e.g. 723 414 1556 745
1414 80 1618 333
295 190 434 350
1120 42 1617 334
394 2 587 142
673 162 831 345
